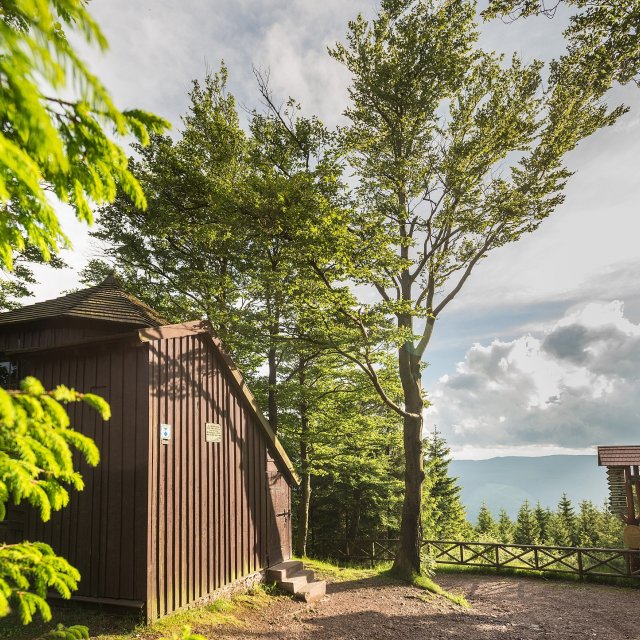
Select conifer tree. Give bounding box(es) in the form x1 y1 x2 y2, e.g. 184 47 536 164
476 503 498 539
534 502 552 544
422 429 469 540
594 503 625 549
514 500 541 545
556 493 578 546
497 509 515 544
0 0 168 270
576 500 602 548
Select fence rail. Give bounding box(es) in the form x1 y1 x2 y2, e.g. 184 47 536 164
309 538 640 580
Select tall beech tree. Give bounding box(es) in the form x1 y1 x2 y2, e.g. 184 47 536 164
484 0 640 90
324 0 626 576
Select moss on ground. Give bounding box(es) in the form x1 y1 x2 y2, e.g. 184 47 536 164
300 556 469 608
409 574 470 608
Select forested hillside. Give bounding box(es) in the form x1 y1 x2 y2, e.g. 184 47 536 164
450 455 607 520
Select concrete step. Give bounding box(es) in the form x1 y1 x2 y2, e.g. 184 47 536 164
266 560 304 582
279 569 316 594
295 579 326 603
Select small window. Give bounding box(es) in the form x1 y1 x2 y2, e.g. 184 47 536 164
0 361 19 389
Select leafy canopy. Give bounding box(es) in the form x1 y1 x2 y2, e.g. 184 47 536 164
484 0 640 90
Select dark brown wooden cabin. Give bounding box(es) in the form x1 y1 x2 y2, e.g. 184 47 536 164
0 276 298 621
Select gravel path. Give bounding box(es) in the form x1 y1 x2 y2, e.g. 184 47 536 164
208 573 639 640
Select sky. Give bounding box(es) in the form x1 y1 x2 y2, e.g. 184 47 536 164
30 0 640 460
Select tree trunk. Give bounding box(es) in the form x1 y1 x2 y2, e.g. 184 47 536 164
347 488 362 540
267 325 278 433
295 461 311 557
294 365 311 557
392 339 425 578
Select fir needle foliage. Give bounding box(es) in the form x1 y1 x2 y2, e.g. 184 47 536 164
0 0 167 632
36 623 89 639
0 377 109 624
0 0 170 270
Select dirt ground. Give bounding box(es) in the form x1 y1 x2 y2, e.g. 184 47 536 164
213 573 639 640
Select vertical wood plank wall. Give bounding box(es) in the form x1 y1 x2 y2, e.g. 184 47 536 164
147 335 289 620
17 343 150 604
0 322 293 619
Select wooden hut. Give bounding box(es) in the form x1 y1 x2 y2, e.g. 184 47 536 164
0 276 299 620
597 445 640 549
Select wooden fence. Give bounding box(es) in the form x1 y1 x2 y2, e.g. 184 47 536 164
309 538 640 580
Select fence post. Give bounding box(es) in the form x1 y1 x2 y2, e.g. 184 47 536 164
371 541 375 568
495 544 500 571
577 548 584 580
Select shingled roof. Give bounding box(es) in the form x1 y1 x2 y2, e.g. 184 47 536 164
0 275 167 328
598 445 640 467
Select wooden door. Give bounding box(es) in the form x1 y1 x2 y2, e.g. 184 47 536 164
266 462 291 566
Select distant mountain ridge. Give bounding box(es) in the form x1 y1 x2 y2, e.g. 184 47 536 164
449 455 608 521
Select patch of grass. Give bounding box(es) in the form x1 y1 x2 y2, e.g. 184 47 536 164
411 574 470 608
298 556 388 582
0 584 279 640
148 584 276 638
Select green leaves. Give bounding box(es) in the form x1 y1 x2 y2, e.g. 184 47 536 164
0 0 170 271
483 0 640 90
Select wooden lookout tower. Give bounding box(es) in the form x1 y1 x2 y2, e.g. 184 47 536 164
597 446 640 550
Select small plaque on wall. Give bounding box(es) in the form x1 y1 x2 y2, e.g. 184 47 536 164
160 423 171 444
205 422 222 443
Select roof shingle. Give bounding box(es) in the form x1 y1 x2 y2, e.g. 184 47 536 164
0 275 167 328
597 445 640 467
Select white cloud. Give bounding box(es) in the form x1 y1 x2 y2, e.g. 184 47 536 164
429 301 640 456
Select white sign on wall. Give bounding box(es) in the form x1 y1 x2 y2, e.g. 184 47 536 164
161 423 171 444
205 422 222 444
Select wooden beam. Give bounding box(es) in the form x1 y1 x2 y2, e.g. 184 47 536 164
634 465 640 523
2 330 140 358
624 466 636 524
138 320 210 342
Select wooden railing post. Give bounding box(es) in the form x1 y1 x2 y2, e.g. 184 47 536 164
577 548 584 580
308 538 640 582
